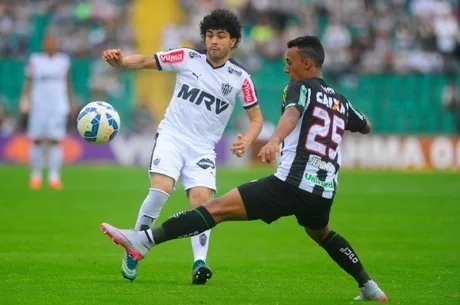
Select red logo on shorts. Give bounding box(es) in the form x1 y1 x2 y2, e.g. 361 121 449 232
160 50 184 64
242 78 256 104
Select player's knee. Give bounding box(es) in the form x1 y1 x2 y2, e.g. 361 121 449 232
187 188 213 208
203 198 226 223
149 173 174 194
305 225 331 244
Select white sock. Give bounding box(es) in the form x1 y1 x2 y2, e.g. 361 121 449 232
48 144 63 181
30 143 44 179
135 188 169 230
191 230 211 263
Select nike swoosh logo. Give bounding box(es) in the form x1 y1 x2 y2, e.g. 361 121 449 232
122 261 137 274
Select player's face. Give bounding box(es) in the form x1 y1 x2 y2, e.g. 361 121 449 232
44 36 58 54
205 29 236 61
284 47 311 81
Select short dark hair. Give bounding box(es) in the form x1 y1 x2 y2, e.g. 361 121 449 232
200 9 242 49
287 36 325 67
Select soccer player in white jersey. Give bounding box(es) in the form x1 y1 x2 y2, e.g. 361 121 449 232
20 35 73 190
102 9 263 284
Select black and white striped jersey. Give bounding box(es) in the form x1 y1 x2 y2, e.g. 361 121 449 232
274 78 367 199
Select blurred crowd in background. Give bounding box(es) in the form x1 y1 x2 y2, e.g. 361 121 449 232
0 0 135 57
0 0 459 135
171 0 460 75
2 0 458 72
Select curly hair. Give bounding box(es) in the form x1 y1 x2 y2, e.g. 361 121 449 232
200 9 242 49
287 36 325 67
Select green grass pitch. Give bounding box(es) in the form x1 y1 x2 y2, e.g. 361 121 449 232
0 165 459 305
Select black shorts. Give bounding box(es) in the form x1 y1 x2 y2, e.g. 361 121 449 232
237 175 333 229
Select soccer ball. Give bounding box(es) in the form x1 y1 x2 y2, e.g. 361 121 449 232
76 101 120 144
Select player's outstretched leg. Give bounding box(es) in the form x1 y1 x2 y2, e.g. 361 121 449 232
121 188 169 281
101 188 248 280
308 228 387 302
102 205 216 263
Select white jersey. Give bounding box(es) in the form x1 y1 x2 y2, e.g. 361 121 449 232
154 48 258 148
26 52 70 115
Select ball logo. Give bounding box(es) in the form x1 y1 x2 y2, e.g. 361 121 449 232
242 78 256 104
103 126 114 142
160 50 184 64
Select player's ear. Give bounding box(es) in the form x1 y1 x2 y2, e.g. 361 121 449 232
230 38 236 49
304 58 312 70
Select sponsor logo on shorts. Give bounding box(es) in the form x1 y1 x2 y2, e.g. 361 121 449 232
160 50 184 64
153 158 161 166
304 173 334 189
197 158 215 170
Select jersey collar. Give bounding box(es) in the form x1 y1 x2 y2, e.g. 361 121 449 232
205 57 228 70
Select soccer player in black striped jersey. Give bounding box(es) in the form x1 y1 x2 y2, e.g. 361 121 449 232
101 36 387 302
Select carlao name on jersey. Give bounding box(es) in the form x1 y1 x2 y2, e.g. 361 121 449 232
315 90 346 114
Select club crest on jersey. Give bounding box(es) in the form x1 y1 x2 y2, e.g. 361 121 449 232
221 83 233 96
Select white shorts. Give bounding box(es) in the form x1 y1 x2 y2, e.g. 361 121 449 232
27 111 67 141
148 133 217 192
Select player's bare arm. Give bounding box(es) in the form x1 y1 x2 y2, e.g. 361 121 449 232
19 78 32 114
231 105 263 157
66 72 78 115
102 49 158 70
258 106 301 163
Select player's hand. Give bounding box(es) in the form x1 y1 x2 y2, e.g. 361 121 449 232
258 138 280 164
102 49 124 67
19 98 30 114
231 134 250 158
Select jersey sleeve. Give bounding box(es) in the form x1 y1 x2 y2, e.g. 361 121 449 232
153 48 188 72
283 81 310 113
345 101 367 132
238 75 258 109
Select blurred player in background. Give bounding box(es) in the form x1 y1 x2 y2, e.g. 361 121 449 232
20 34 74 190
102 9 263 284
101 36 387 301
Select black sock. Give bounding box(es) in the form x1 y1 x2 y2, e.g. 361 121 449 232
150 206 216 245
320 231 371 286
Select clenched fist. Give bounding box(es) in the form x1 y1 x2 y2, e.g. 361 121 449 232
102 49 124 67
